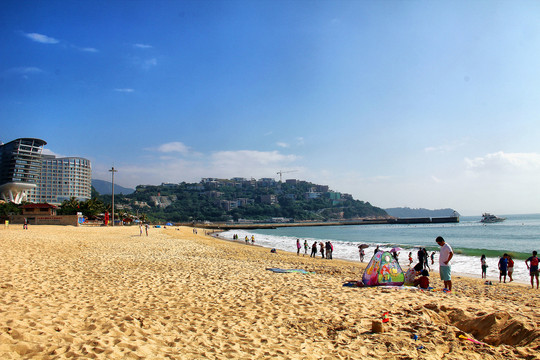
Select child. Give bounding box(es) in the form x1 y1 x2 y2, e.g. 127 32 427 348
481 254 487 279
408 252 413 266
415 269 430 289
404 263 422 286
507 255 514 282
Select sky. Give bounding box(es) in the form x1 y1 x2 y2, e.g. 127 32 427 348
2 0 540 216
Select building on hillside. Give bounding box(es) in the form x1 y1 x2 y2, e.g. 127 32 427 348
260 194 277 204
258 178 276 187
0 138 47 204
28 155 92 205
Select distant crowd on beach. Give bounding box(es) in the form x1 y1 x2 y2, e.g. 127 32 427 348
304 239 334 259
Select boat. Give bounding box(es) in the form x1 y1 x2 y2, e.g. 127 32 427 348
480 213 506 223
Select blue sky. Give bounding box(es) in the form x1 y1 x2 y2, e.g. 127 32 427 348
2 0 540 215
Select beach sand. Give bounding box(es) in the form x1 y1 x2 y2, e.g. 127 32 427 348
0 225 538 359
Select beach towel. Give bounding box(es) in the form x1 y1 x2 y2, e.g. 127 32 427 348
266 268 314 274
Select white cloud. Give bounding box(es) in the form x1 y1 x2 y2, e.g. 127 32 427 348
24 32 59 44
81 47 99 53
465 151 540 172
296 137 305 146
212 150 298 166
155 142 190 155
4 67 43 76
425 139 466 153
134 43 152 49
114 88 135 93
276 142 289 148
42 148 65 157
144 58 157 68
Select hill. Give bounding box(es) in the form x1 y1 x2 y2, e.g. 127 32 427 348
98 178 388 223
92 179 135 195
385 207 459 218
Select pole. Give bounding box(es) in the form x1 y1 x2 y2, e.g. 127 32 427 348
109 166 118 226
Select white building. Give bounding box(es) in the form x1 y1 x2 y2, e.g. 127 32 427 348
29 155 92 204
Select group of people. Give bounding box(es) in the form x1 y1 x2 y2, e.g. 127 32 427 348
308 240 334 259
488 251 539 289
231 234 256 245
412 248 434 270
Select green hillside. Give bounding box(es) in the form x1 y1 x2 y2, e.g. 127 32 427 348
99 178 388 223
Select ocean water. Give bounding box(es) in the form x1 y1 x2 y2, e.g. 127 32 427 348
220 214 540 284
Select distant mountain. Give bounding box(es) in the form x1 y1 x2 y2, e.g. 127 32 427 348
92 179 135 195
385 207 459 218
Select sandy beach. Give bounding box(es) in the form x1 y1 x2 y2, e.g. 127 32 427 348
0 225 538 359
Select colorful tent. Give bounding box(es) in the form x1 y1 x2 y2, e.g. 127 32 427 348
362 251 405 286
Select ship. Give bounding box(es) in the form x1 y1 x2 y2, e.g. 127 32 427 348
480 213 506 223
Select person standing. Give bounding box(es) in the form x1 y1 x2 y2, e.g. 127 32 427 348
139 223 143 236
431 252 435 266
436 236 453 292
423 248 430 270
498 254 508 283
304 240 309 256
507 255 514 282
408 252 413 266
296 239 301 256
418 248 425 270
525 250 539 289
359 246 365 262
311 242 318 257
481 254 487 279
23 217 28 230
319 242 325 259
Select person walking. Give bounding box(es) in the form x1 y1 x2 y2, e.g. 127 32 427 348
436 236 453 292
525 250 539 289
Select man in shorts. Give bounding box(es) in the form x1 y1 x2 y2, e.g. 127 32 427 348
436 236 453 292
525 250 539 289
498 254 508 283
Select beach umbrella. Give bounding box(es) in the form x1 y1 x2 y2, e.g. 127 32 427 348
390 247 402 253
166 222 173 226
358 244 369 249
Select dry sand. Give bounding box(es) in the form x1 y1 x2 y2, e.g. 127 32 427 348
0 225 538 359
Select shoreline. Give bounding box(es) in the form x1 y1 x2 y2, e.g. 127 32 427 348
0 225 538 359
214 229 531 286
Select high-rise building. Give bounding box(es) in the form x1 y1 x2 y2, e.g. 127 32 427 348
29 155 92 204
0 138 47 203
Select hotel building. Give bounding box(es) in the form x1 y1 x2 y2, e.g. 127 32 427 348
0 138 47 203
29 155 92 204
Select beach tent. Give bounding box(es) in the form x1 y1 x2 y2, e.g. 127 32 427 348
362 251 405 286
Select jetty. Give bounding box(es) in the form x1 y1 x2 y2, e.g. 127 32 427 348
189 216 459 230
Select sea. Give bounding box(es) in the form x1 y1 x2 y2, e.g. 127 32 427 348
220 214 540 284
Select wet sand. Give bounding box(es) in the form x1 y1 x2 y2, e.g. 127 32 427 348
0 225 538 359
